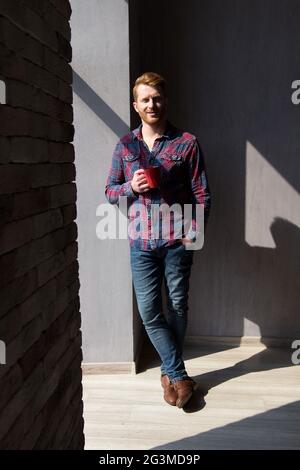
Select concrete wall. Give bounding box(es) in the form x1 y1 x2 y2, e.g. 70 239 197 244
71 0 136 362
129 0 300 339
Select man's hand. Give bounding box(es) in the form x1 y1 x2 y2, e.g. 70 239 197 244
131 169 150 194
181 237 194 246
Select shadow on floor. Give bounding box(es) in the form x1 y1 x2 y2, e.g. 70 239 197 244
151 400 300 450
138 335 295 414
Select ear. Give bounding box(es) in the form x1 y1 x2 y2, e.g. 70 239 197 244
133 101 139 114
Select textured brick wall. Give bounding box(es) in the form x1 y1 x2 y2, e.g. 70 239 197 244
0 0 84 449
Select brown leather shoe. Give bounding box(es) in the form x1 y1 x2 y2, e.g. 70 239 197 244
173 378 195 408
161 374 177 406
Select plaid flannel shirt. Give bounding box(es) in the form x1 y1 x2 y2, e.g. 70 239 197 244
105 122 211 250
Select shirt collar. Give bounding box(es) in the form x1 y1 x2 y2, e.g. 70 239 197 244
132 121 177 141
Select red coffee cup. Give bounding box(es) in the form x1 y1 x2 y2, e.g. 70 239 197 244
143 166 161 189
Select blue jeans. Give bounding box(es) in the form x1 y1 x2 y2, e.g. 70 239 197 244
130 242 194 383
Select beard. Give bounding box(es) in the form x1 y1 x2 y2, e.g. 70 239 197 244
140 109 166 125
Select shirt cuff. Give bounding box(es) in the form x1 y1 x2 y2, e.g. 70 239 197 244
121 181 139 199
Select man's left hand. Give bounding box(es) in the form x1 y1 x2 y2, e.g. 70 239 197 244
181 237 193 246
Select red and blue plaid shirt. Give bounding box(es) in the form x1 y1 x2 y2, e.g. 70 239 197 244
105 122 211 250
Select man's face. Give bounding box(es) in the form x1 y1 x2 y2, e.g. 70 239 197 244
133 84 167 126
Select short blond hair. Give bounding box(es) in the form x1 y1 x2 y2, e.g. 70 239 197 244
133 72 167 101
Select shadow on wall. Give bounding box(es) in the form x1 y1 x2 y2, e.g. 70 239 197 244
73 71 129 137
129 0 300 340
72 0 300 357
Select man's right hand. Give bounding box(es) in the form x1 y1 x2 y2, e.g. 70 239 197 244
131 169 150 194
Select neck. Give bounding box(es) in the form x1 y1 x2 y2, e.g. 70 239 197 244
141 119 167 139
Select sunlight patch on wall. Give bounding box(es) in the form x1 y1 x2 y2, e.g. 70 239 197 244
243 317 261 337
245 141 300 248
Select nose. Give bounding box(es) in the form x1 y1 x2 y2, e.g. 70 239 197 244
149 99 157 110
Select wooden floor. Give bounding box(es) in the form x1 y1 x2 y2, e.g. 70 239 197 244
82 340 300 450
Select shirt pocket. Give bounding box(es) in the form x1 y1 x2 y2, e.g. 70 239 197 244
160 153 183 169
123 154 140 179
159 154 184 182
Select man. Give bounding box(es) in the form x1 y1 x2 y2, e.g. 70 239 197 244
105 72 211 408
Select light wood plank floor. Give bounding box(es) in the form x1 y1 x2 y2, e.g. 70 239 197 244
83 341 300 450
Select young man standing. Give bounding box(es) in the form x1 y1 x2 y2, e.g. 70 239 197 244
105 72 211 408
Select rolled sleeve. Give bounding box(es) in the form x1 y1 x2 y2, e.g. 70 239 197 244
105 141 138 204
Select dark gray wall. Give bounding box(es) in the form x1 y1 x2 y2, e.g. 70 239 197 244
129 0 300 338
